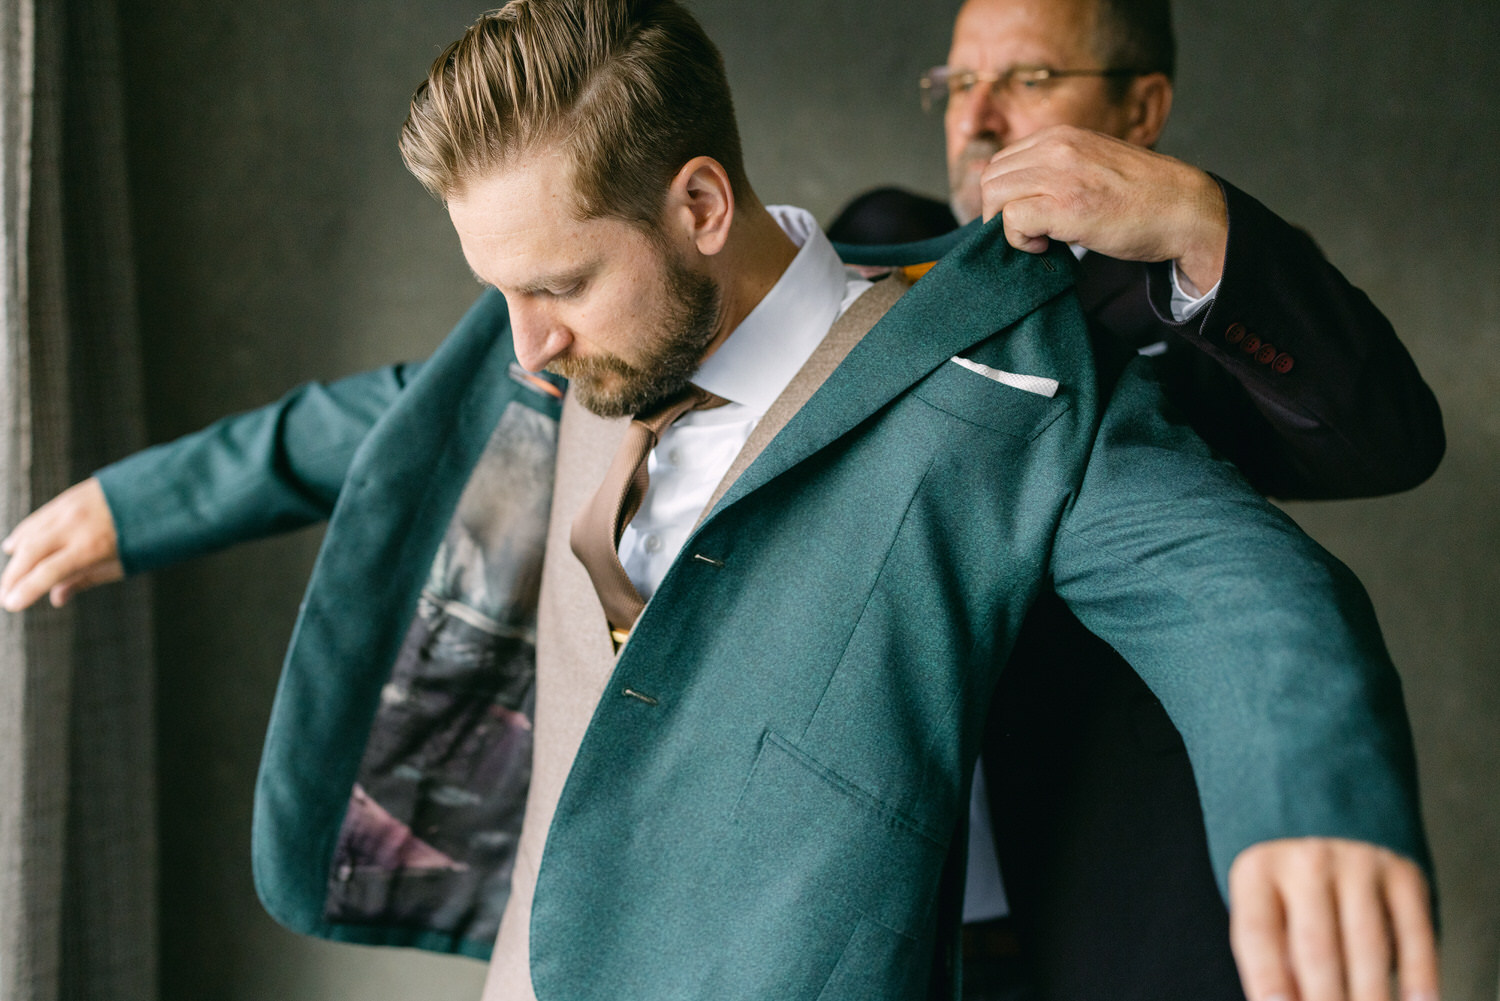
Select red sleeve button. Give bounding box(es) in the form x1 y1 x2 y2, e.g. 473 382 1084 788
1255 344 1278 364
1241 334 1262 355
1225 322 1247 345
1273 352 1295 374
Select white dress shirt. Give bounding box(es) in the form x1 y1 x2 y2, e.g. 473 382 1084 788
618 206 870 598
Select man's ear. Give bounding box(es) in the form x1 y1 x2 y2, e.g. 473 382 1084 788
1122 72 1173 148
663 156 735 257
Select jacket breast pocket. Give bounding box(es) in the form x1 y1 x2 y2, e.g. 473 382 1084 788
912 357 1068 441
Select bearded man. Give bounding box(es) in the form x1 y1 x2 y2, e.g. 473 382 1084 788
3 3 1438 1001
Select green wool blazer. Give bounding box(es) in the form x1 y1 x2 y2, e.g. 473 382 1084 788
96 221 1427 1000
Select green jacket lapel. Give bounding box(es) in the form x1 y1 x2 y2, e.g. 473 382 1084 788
708 221 1077 517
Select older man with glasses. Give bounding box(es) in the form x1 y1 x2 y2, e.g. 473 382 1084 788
829 1 1444 1001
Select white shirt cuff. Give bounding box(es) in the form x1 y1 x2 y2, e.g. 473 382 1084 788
1169 261 1219 323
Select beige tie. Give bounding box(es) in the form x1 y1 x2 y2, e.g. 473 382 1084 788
569 384 725 649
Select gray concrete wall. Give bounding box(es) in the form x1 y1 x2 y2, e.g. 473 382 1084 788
111 0 1496 998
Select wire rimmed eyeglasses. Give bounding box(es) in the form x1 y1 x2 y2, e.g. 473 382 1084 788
919 65 1149 113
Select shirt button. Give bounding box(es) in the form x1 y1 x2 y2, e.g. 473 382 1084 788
643 534 663 554
667 448 683 466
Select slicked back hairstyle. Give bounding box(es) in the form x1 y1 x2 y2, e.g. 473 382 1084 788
399 0 749 226
1092 0 1176 98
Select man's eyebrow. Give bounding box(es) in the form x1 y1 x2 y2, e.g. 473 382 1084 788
514 265 594 296
468 264 594 296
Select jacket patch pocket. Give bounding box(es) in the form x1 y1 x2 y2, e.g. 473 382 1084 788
912 356 1068 440
816 915 930 1001
728 730 946 940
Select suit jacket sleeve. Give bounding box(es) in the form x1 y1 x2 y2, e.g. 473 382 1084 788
94 361 421 575
1049 359 1430 896
1133 178 1444 499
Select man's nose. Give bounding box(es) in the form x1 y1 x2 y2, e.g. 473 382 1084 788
949 84 1010 146
508 301 572 373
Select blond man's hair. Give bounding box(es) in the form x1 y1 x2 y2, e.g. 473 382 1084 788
400 0 749 225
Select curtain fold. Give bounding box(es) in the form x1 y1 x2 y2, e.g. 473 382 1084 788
1 0 155 996
0 0 64 992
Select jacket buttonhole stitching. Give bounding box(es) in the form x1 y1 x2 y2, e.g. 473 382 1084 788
621 687 659 706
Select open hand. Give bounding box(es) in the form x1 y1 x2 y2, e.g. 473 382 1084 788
1 477 123 610
1230 837 1439 1001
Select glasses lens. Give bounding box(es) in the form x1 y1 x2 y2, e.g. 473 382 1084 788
1011 67 1053 91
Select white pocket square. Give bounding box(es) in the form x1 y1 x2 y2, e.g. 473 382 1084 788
949 356 1060 398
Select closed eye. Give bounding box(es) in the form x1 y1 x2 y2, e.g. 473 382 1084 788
544 280 585 300
464 261 593 300
516 268 592 300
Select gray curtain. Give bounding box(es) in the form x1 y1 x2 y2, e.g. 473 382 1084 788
0 0 156 996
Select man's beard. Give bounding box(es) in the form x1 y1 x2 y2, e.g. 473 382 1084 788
949 136 1001 225
549 252 723 419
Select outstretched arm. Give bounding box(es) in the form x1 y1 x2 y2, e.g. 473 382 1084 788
0 361 419 611
1053 362 1437 1001
95 363 418 575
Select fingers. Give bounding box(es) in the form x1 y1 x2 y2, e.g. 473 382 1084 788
0 478 120 611
3 540 107 611
977 129 1136 254
977 142 1073 230
49 559 126 608
1283 864 1345 1001
1386 858 1439 1001
1229 852 1296 1001
978 140 1087 250
1229 839 1441 1001
998 196 1055 255
1339 850 1438 1001
1338 863 1392 1001
0 516 54 604
975 124 1225 273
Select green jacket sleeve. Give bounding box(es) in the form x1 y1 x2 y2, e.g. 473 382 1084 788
95 362 421 574
1050 360 1429 896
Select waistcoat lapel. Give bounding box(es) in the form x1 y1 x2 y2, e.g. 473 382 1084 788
697 272 910 522
486 396 627 1001
538 395 626 672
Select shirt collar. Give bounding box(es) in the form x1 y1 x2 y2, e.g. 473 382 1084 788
691 205 853 414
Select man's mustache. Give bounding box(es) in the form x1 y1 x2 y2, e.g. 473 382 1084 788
956 137 1003 170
